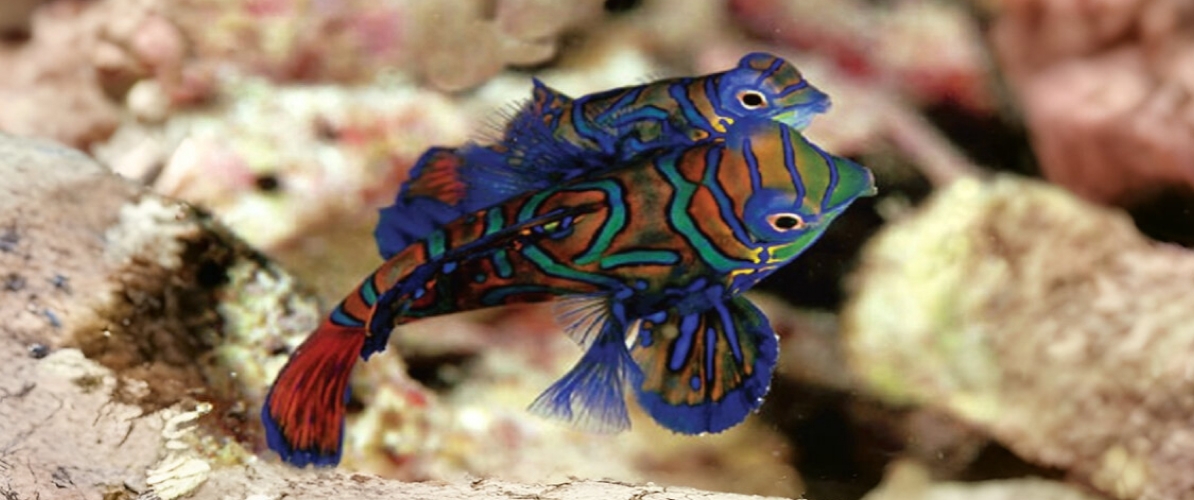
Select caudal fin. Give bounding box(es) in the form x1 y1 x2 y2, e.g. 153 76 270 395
261 319 367 467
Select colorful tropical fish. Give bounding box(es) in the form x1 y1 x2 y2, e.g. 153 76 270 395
262 117 876 467
375 52 832 259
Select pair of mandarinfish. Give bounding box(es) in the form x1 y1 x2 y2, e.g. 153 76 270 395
262 52 877 467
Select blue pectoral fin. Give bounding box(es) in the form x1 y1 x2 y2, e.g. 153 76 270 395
528 315 640 433
630 296 779 435
551 294 612 349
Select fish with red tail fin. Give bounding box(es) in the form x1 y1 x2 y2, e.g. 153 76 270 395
261 115 875 467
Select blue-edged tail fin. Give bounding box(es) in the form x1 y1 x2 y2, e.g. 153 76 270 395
261 319 367 467
529 304 640 433
630 296 779 434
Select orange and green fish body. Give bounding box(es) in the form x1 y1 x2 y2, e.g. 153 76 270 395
262 117 876 467
375 52 832 259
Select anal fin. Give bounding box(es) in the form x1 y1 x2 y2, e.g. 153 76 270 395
630 296 779 434
551 294 610 349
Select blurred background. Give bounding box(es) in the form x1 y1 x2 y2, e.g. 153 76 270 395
2 0 1192 499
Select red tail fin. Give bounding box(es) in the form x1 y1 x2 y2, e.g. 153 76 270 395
261 319 366 467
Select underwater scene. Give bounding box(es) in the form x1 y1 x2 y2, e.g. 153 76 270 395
1 0 1192 499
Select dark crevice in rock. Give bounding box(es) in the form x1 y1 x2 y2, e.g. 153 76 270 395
68 210 253 421
1126 185 1194 248
604 0 641 14
404 351 478 393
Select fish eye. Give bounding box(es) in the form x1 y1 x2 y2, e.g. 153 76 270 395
738 90 767 109
767 213 804 231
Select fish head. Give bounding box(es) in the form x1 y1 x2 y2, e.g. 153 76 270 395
728 119 875 263
716 52 832 131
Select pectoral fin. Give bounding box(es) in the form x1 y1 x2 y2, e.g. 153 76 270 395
529 303 639 433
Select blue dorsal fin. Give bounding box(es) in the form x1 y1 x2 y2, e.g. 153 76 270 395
375 147 474 259
374 81 597 260
630 296 779 434
474 96 534 146
484 79 601 180
489 78 575 157
529 300 640 433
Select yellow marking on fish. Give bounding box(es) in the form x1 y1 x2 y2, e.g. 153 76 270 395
729 268 756 280
766 244 792 264
746 246 763 264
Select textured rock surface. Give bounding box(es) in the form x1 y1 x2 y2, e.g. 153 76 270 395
844 175 1194 500
0 131 320 499
861 460 1104 500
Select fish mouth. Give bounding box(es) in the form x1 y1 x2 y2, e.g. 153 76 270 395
772 102 831 131
862 170 878 197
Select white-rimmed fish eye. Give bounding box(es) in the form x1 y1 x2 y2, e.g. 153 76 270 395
767 213 805 231
737 90 768 109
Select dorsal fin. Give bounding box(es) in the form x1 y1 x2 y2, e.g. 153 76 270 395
629 296 779 434
485 79 601 179
373 81 600 259
474 97 533 146
374 147 473 259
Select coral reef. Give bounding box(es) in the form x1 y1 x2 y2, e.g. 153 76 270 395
730 0 996 113
95 76 469 252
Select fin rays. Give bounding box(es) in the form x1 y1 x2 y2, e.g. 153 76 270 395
630 297 778 435
552 294 611 349
261 320 366 467
528 313 640 433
